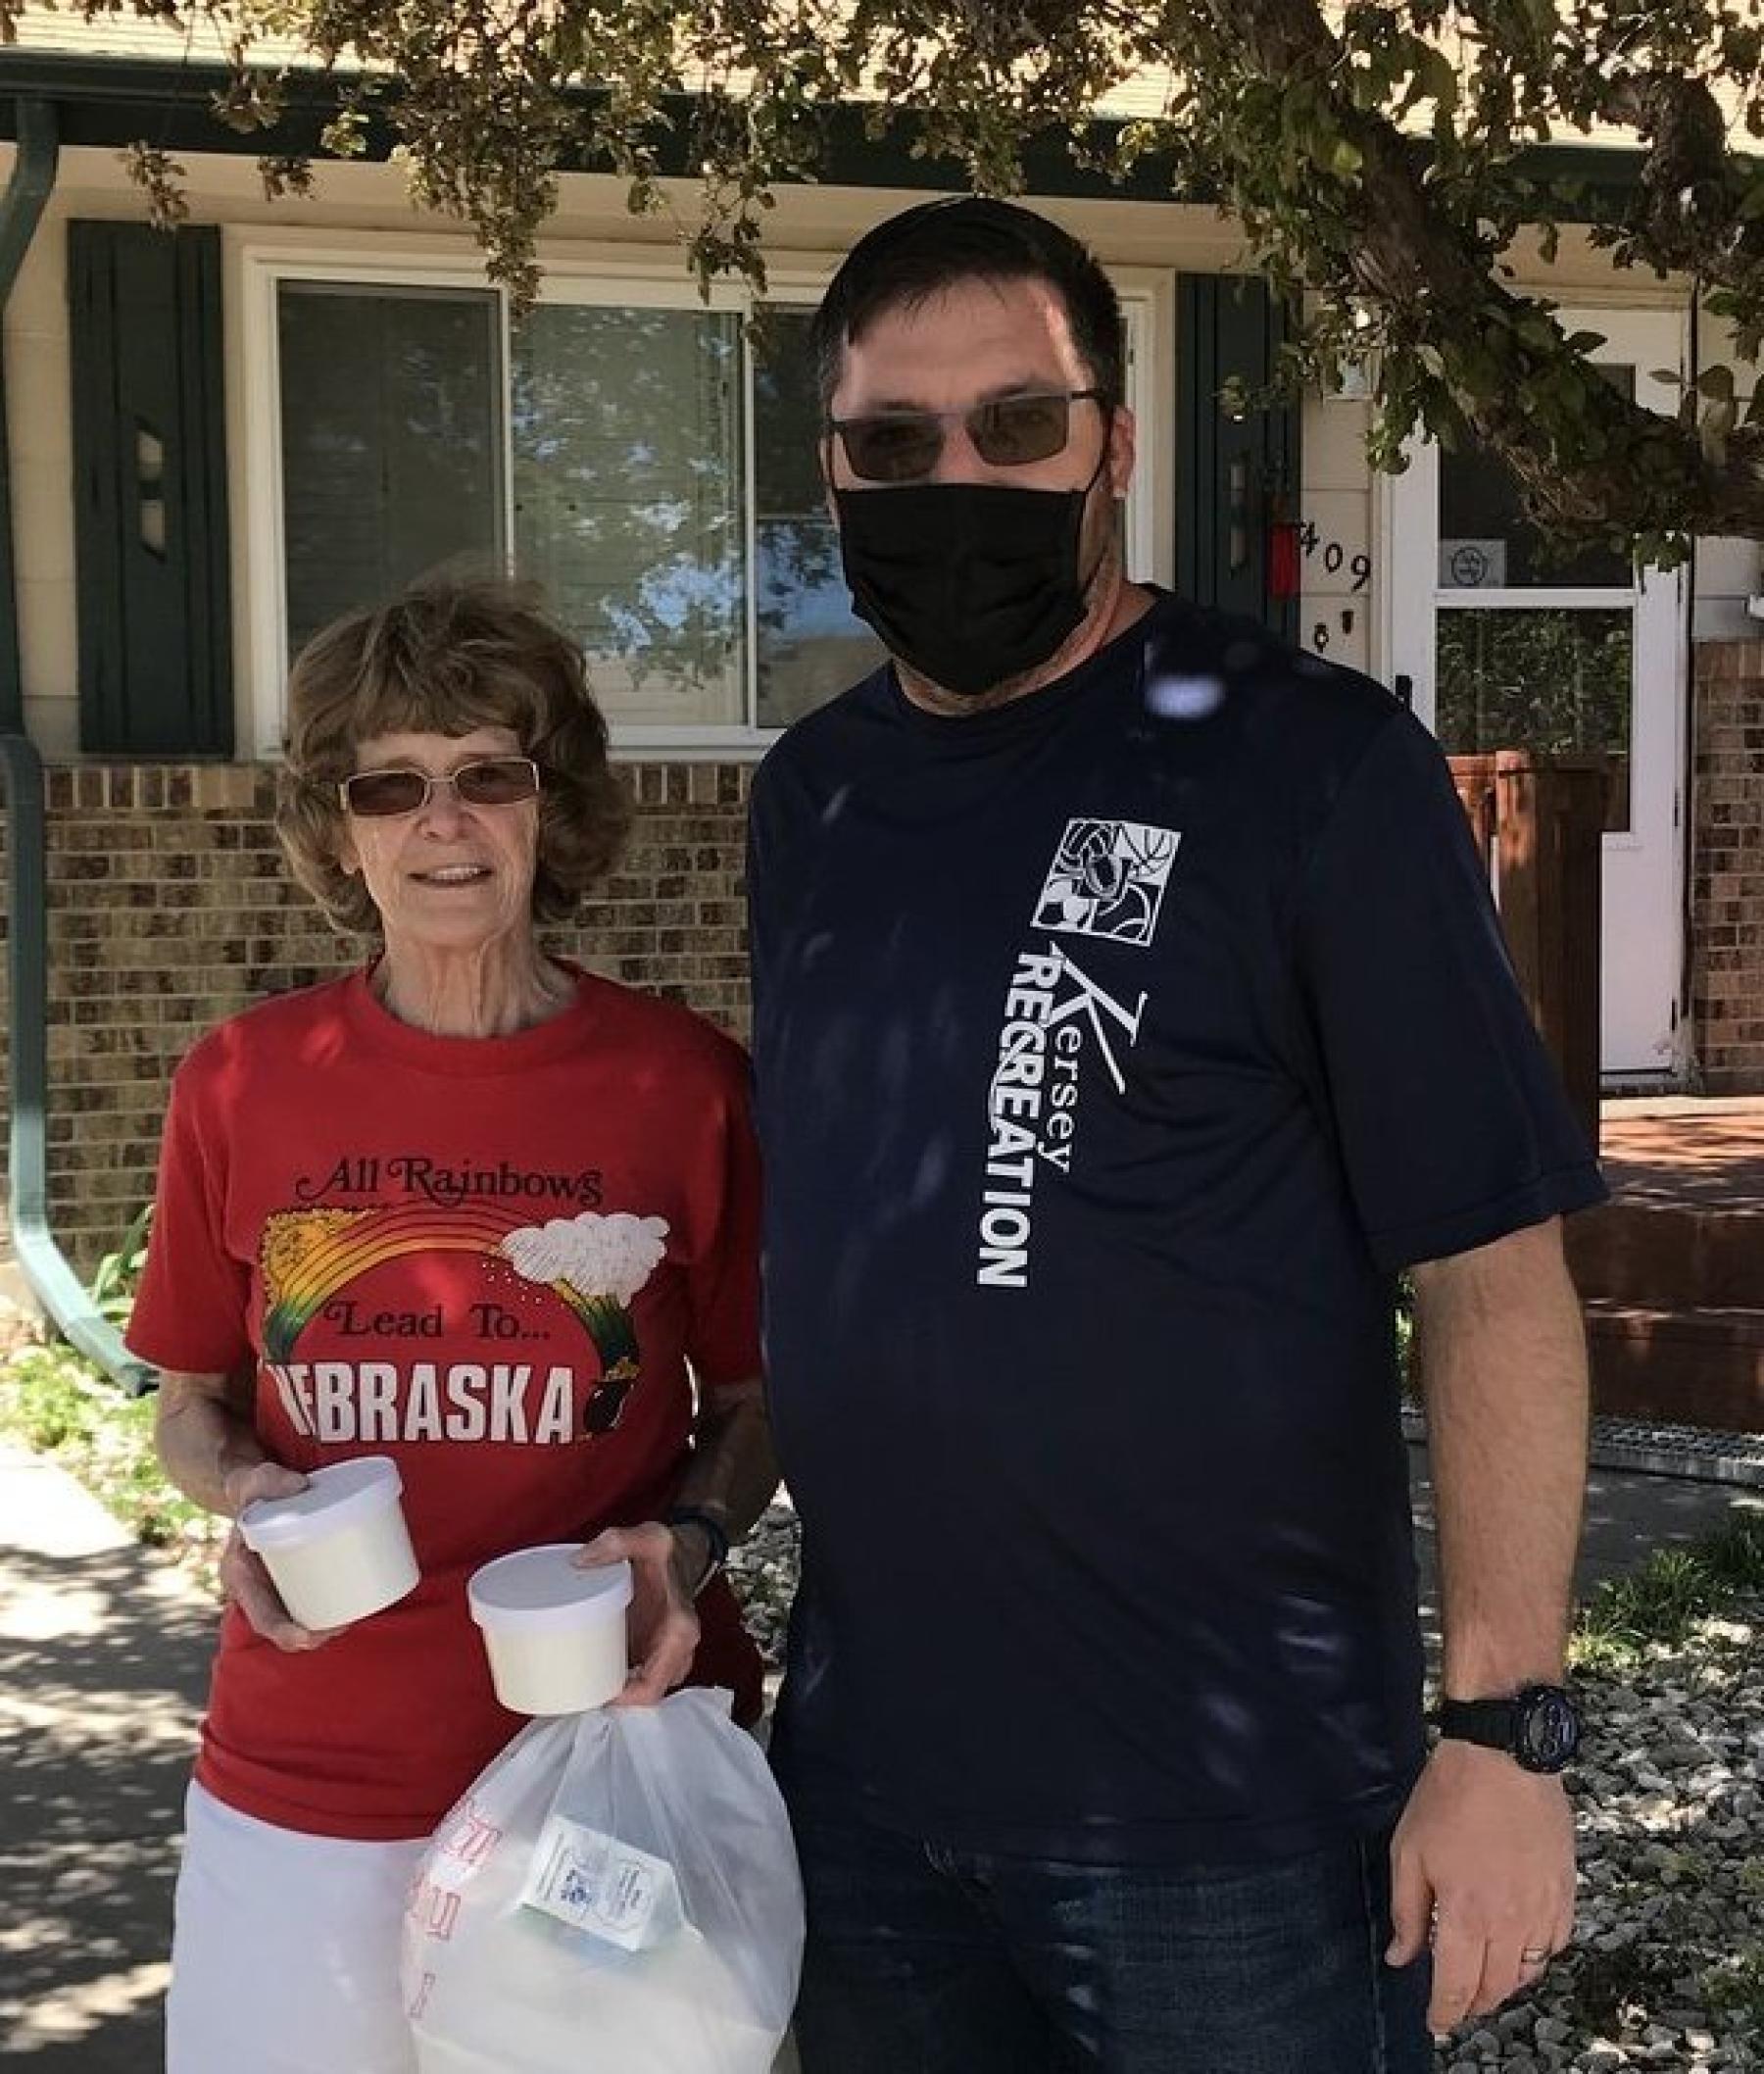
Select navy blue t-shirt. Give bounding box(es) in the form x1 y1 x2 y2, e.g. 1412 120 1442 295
748 591 1604 1865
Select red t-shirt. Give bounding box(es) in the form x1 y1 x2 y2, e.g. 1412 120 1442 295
126 967 765 1840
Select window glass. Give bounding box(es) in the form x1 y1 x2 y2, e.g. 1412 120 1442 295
1436 607 1634 831
277 283 502 655
273 276 1147 733
752 307 884 727
1438 367 1636 592
511 304 746 728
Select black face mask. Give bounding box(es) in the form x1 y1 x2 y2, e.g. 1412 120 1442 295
834 444 1111 699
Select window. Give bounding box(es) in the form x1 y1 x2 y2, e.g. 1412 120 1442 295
249 248 1160 752
278 284 504 655
511 302 751 728
1431 367 1639 832
751 307 887 729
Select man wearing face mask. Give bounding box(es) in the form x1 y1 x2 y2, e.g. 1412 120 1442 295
748 198 1600 2074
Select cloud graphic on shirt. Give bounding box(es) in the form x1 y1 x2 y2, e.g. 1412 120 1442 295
499 1211 669 1304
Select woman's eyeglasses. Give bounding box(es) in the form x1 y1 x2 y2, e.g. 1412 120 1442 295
827 387 1109 485
337 756 542 819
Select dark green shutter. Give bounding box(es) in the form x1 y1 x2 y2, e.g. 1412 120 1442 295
69 221 232 755
1176 275 1300 643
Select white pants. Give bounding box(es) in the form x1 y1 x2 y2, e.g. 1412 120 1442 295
168 1778 427 2074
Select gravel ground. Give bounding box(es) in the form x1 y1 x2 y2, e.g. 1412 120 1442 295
1503 1605 1763 2074
731 1510 1762 2074
727 1496 801 1670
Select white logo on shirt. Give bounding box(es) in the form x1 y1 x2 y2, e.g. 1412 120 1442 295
1032 818 1180 946
976 945 1148 1291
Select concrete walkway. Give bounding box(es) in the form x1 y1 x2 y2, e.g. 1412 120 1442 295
1600 1095 1764 1210
0 1437 1758 2070
0 1443 212 2068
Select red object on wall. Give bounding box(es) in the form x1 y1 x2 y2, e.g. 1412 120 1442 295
1267 519 1301 600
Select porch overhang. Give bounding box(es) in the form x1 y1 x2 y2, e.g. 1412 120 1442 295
0 50 1653 216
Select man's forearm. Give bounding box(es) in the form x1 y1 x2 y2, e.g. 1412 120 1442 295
1411 1217 1590 1697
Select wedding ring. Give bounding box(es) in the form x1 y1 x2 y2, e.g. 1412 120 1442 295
1520 1947 1549 1965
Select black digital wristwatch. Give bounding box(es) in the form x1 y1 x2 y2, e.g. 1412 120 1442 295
1435 1684 1583 1773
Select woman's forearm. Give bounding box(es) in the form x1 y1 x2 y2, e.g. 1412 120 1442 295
671 1382 780 1546
154 1371 269 1516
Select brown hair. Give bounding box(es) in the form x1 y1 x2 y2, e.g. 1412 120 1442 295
809 197 1126 417
275 572 631 934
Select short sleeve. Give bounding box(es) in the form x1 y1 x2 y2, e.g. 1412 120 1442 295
682 1043 763 1395
1291 710 1607 1272
124 1053 254 1376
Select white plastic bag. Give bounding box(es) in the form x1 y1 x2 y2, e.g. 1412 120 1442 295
402 1688 804 2074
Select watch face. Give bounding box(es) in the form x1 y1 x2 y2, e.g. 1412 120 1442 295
1516 1688 1582 1772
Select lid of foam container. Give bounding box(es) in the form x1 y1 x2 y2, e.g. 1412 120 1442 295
467 1545 633 1634
236 1456 404 1552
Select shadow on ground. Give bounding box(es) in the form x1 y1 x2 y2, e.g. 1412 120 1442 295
1407 1442 1762 1663
1 1440 1757 2068
1 1531 213 2068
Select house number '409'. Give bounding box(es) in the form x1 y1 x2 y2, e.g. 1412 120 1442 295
1298 521 1372 592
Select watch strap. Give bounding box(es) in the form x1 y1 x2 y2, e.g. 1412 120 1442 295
1436 1697 1520 1750
664 1506 731 1595
1435 1686 1582 1773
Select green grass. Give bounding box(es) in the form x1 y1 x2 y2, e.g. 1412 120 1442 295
0 1343 218 1555
1566 1940 1687 2037
1570 1511 1764 1674
1701 1944 1764 2042
88 1202 152 1327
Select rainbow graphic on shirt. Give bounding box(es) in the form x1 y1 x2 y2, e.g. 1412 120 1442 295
260 1205 669 1379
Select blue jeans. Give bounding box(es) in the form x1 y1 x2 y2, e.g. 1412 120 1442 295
789 1805 1434 2074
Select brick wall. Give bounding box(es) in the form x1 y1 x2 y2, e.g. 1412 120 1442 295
1690 641 1764 1093
11 679 1757 1271
0 761 752 1272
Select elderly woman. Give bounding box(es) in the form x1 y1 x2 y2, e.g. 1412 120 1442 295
124 575 778 2074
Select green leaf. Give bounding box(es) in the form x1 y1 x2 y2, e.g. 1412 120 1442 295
1329 136 1365 180
1421 45 1458 114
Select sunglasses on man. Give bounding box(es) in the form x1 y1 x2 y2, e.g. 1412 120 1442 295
337 756 542 819
827 387 1110 485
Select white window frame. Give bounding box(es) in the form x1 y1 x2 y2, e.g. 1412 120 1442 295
231 230 1169 760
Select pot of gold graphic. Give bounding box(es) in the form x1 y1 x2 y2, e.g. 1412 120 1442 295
498 1212 672 1437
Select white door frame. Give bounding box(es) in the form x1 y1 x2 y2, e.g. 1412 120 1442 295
1380 304 1690 1081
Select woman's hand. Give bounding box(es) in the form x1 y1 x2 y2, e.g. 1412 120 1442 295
219 1462 347 1654
574 1521 702 1706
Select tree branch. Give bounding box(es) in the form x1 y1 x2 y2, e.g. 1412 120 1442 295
1181 0 1764 543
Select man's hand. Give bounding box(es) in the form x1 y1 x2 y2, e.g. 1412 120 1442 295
1393 1742 1575 2032
1387 1739 1576 2037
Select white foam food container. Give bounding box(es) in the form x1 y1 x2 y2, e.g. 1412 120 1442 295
237 1455 419 1631
467 1544 633 1715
